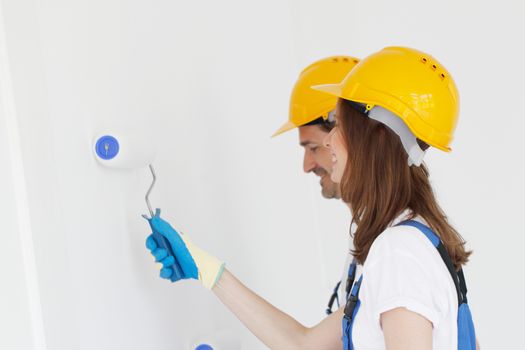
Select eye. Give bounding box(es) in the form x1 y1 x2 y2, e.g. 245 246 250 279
309 145 319 153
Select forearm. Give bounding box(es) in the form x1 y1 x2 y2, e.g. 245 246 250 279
212 268 309 350
145 216 339 347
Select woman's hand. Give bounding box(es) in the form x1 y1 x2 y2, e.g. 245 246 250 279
144 209 225 289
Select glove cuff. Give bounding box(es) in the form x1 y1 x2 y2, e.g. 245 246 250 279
179 233 225 289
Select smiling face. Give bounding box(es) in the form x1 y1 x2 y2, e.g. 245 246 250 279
298 124 341 199
322 116 348 184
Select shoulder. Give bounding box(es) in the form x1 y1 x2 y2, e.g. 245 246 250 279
359 219 457 328
365 220 439 270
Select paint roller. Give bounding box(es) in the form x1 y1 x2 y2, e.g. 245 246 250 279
93 131 184 281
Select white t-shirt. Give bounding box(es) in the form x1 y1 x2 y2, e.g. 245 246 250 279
351 212 458 349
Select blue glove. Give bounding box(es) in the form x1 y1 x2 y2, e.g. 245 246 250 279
145 209 225 289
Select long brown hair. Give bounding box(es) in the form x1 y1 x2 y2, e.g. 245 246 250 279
337 99 471 268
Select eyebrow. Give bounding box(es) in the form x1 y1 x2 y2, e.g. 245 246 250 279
300 141 316 147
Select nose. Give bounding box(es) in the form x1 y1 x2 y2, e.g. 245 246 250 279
303 150 316 173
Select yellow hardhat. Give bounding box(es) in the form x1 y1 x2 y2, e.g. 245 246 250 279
312 47 459 152
272 56 360 137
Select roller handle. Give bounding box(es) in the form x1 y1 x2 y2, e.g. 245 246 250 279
152 229 184 282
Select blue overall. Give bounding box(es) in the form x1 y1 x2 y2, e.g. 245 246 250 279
341 220 477 350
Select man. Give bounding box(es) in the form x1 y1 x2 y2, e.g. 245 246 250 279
145 55 363 349
272 55 360 313
273 56 359 199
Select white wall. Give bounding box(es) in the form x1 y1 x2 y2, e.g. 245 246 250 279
1 0 524 349
0 49 39 350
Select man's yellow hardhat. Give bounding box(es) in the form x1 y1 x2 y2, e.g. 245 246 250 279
272 56 360 137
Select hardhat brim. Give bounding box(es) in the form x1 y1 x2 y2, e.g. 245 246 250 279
310 83 344 98
272 121 297 137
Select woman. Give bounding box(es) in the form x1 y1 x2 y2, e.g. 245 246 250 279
145 47 478 349
312 46 478 349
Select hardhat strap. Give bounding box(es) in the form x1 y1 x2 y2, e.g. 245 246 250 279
368 106 426 166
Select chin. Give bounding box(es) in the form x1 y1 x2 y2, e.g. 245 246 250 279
321 186 337 199
330 173 342 184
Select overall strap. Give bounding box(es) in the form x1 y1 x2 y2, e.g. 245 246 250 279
345 259 357 300
327 258 357 315
342 273 362 350
339 258 359 350
344 274 362 320
326 281 341 315
396 220 468 305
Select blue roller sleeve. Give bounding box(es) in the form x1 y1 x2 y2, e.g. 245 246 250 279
95 135 119 160
195 345 214 350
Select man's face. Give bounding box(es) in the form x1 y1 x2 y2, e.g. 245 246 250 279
299 125 341 199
